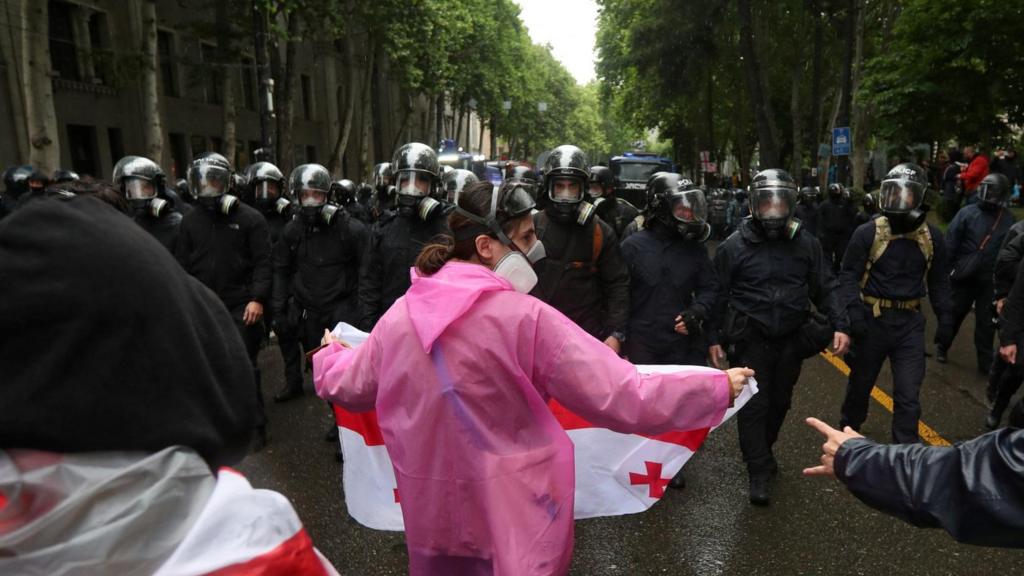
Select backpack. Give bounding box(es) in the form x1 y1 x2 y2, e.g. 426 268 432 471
859 216 933 289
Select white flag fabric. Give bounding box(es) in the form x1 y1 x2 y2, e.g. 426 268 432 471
328 323 756 531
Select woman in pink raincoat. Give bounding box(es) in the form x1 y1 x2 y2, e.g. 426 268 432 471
314 180 752 575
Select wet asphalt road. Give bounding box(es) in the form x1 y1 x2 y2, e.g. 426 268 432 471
237 303 1024 575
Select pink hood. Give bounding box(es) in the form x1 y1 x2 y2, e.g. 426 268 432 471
405 262 512 353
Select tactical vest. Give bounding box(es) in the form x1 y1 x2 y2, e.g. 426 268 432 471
859 216 934 289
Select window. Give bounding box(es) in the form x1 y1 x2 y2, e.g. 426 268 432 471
190 135 206 158
67 124 99 177
157 31 178 97
49 1 79 81
301 74 313 120
169 133 188 179
241 58 256 110
107 127 124 165
87 11 112 85
201 44 221 105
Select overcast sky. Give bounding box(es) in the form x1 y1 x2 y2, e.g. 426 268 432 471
515 0 599 85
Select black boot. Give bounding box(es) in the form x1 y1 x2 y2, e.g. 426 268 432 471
748 472 772 506
273 383 304 403
935 344 948 364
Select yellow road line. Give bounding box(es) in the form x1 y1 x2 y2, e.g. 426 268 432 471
819 350 952 447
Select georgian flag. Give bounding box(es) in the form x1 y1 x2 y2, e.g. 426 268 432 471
329 323 757 531
154 468 339 576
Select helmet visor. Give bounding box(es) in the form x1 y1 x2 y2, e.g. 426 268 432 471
754 188 793 220
879 179 924 213
299 188 328 207
977 181 1007 205
548 177 583 203
125 178 158 200
497 182 537 220
395 171 431 197
254 180 281 202
190 164 230 198
669 189 707 223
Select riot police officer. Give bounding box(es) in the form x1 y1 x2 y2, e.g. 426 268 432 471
713 168 847 505
52 169 80 184
532 145 630 352
589 165 640 239
794 186 821 237
856 191 879 227
359 143 450 329
442 168 479 205
987 213 1024 428
331 178 371 224
707 187 734 240
176 152 272 449
370 162 394 220
274 164 368 400
240 161 306 403
937 172 1015 372
112 155 182 253
1 165 33 219
837 163 954 445
818 183 859 273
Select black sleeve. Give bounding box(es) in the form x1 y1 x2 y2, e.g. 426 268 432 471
927 226 955 327
358 223 384 330
999 253 1024 345
248 213 273 304
835 223 872 316
808 235 847 332
710 239 735 343
271 225 295 318
994 226 1024 300
597 219 631 338
691 246 721 345
174 216 193 272
835 430 1024 548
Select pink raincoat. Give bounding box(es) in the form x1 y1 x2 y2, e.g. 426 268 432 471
314 262 730 576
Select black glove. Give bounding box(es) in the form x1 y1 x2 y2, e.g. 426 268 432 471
678 309 704 338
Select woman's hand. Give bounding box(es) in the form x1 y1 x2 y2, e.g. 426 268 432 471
725 367 754 403
321 329 351 349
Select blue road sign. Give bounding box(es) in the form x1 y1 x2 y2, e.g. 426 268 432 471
832 127 851 156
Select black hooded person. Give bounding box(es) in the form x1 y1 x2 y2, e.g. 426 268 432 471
589 164 639 239
112 155 183 253
175 152 273 449
531 145 630 354
358 143 450 330
836 163 954 448
713 168 848 505
0 194 340 574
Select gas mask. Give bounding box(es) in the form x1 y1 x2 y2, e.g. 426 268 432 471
493 249 539 294
678 221 712 243
124 178 171 219
300 203 339 226
199 194 239 216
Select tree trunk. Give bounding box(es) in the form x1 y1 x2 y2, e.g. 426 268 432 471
328 27 358 176
790 56 803 179
217 2 236 164
253 0 275 161
737 0 779 168
371 41 386 164
1 0 30 161
808 0 823 169
435 93 444 144
23 0 60 172
835 0 856 185
478 116 486 154
275 14 301 175
455 106 464 147
358 42 376 180
390 92 414 152
490 118 497 159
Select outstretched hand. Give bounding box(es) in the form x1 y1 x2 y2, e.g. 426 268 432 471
321 329 352 349
802 417 864 478
724 367 754 404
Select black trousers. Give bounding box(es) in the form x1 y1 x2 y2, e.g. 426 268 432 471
841 310 925 443
265 307 304 394
732 336 804 475
231 304 267 429
942 275 995 373
989 355 1024 419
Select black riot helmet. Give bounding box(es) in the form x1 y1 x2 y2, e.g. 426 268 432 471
878 163 928 233
289 164 338 226
543 145 590 223
330 178 357 205
828 182 847 201
442 169 479 204
3 165 35 199
113 156 171 218
52 169 80 184
392 143 440 200
644 172 682 213
862 191 878 214
505 165 540 201
657 178 710 242
455 181 538 251
244 161 287 213
189 152 238 215
750 168 798 239
977 172 1010 207
798 186 820 204
373 162 393 193
175 178 193 203
589 165 615 199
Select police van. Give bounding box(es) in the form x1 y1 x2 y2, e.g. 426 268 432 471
609 152 675 207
